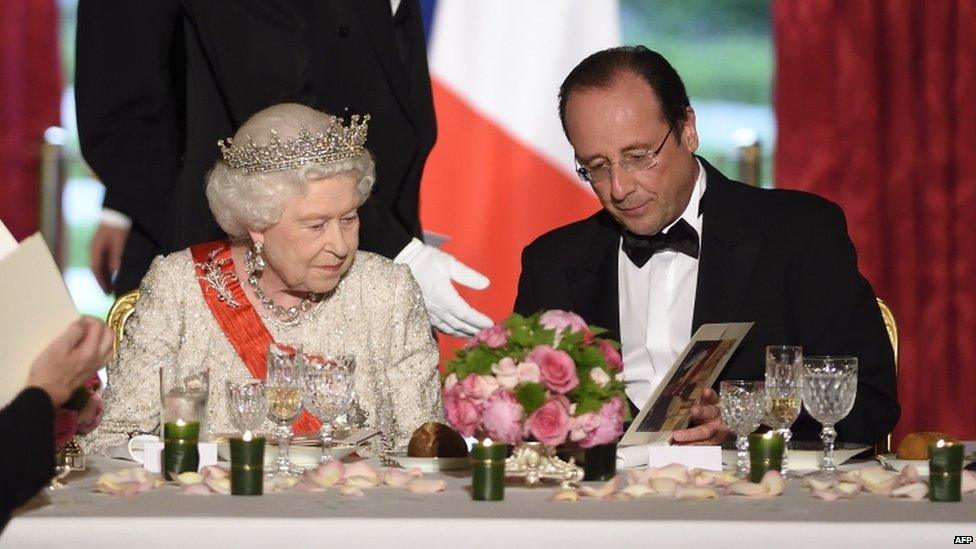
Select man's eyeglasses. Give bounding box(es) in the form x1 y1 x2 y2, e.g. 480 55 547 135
575 123 674 184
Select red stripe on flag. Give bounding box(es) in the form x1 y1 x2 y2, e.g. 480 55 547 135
420 80 599 360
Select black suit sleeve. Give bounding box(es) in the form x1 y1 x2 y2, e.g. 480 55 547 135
791 201 900 444
514 246 540 316
75 0 185 246
0 388 55 530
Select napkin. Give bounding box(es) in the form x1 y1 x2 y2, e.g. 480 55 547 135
617 443 662 468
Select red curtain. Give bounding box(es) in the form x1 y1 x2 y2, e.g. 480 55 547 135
774 0 976 444
0 0 62 240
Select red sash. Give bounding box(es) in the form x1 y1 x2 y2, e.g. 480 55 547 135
191 240 321 435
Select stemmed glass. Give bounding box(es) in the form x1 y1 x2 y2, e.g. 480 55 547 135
764 345 803 474
302 353 356 463
265 344 305 476
720 380 766 478
801 356 858 478
225 378 269 436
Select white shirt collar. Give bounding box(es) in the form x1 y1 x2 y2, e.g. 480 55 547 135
660 158 706 236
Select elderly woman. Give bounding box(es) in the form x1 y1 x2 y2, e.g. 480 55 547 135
84 103 442 453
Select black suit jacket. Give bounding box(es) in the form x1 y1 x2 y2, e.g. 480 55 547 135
77 0 436 292
515 159 899 444
0 389 55 532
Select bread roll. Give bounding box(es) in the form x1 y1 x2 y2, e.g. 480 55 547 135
896 431 958 460
407 422 468 458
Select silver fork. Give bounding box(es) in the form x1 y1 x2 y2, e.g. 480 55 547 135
874 454 899 473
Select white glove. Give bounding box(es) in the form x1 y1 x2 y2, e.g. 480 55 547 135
395 238 493 337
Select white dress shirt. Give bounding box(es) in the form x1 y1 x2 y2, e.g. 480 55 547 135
619 160 706 410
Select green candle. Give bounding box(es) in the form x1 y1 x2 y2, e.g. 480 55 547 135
749 431 785 482
583 443 617 481
929 440 964 502
163 420 200 480
230 432 265 496
471 439 505 501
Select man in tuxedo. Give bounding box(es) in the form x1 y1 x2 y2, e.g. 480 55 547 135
514 46 899 445
77 0 491 336
1 318 112 532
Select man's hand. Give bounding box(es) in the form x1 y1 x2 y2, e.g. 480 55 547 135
671 387 731 445
395 238 493 337
27 317 114 406
90 222 129 293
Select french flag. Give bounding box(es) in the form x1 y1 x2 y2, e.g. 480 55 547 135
420 1 620 354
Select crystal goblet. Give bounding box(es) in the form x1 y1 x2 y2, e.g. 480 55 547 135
302 353 356 463
265 343 304 476
801 356 857 478
225 378 268 434
764 345 803 474
720 380 766 478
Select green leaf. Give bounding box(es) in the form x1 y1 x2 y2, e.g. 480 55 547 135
515 383 547 415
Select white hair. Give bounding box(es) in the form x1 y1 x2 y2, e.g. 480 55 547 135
206 103 376 240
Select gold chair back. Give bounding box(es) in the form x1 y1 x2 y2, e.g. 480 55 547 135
106 289 141 355
875 297 898 455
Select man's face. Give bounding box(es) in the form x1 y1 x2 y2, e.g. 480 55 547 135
564 72 700 236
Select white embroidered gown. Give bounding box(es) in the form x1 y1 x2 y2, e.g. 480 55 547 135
82 247 443 453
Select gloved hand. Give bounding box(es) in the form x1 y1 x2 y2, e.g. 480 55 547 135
395 238 493 336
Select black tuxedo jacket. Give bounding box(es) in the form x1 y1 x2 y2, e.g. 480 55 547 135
0 389 55 532
77 0 436 292
515 159 899 444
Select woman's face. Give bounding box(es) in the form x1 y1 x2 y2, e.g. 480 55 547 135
252 173 360 294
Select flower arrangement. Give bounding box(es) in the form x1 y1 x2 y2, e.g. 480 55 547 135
54 374 104 448
443 310 628 448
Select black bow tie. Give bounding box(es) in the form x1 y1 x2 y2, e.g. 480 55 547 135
621 218 700 268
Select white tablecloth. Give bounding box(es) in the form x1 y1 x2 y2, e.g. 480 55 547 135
4 457 974 549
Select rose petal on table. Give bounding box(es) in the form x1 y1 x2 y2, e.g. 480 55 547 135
620 483 657 498
271 476 299 491
609 491 633 501
811 488 842 501
579 477 620 499
891 482 927 500
406 478 447 494
804 477 836 491
406 467 424 478
760 471 785 496
383 468 416 487
550 488 580 502
898 464 920 485
648 464 690 484
344 461 380 484
674 486 719 500
305 461 344 488
649 478 679 495
201 465 229 480
835 482 862 497
340 486 365 497
690 469 734 487
295 482 328 493
181 483 213 496
862 476 899 495
176 472 205 486
205 476 231 495
627 469 655 486
726 481 769 497
345 475 381 488
961 470 976 494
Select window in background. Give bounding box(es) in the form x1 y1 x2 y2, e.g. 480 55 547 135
620 0 774 187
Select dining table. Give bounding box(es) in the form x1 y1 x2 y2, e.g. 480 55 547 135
3 455 974 549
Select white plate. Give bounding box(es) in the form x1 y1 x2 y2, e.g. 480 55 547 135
722 443 869 471
391 454 470 473
216 440 356 469
879 454 976 476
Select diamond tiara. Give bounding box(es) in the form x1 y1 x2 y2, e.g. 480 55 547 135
217 114 370 174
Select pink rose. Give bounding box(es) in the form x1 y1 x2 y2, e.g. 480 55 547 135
443 389 482 438
84 373 102 391
589 367 611 388
54 408 79 448
528 396 572 446
481 391 524 444
569 412 602 442
491 358 519 389
472 323 510 348
527 345 579 394
76 392 104 434
461 373 500 401
516 361 541 384
598 339 623 371
580 396 625 448
539 310 589 335
444 373 459 392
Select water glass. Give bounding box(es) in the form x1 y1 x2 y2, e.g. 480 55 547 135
302 353 356 462
720 380 766 478
764 345 803 473
160 367 210 432
266 343 304 476
801 356 857 478
225 378 269 434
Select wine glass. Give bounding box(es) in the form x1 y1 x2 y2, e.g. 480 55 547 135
801 356 858 478
225 378 269 435
265 343 304 476
302 353 356 463
764 345 803 474
720 380 766 478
